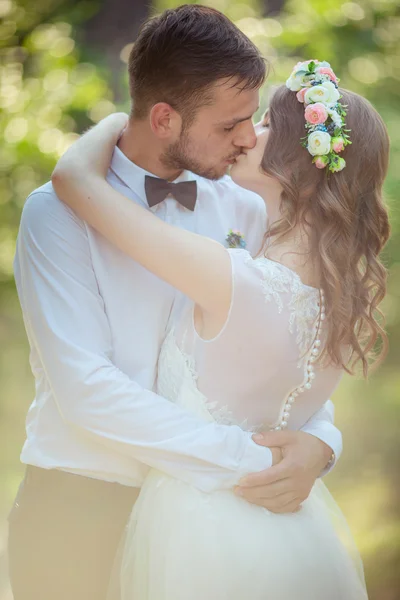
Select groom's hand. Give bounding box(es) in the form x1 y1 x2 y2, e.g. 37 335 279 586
234 431 333 513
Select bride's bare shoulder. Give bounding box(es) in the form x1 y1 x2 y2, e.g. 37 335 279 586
264 246 320 289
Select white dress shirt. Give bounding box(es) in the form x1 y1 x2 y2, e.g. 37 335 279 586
13 146 342 493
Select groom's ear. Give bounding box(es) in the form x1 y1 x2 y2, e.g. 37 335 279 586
149 103 182 140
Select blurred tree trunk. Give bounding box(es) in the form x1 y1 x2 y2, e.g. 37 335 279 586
262 0 286 16
82 0 153 102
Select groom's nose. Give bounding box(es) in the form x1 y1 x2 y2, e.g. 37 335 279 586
233 121 257 150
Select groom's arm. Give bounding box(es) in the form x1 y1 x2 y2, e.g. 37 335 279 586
14 189 273 494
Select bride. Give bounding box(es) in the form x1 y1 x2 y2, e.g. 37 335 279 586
52 61 389 599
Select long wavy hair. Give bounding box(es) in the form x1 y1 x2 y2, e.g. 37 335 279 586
261 86 390 377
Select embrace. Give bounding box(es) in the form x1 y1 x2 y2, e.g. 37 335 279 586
8 4 390 600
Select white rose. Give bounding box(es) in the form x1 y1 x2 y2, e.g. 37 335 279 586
321 81 340 104
286 69 313 92
304 81 340 106
304 85 331 104
307 131 332 156
286 74 304 92
286 76 301 92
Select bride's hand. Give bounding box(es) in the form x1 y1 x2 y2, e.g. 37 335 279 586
52 112 129 182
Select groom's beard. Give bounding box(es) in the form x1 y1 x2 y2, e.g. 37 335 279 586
160 131 227 180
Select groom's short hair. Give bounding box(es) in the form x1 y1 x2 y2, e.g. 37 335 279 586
128 4 267 122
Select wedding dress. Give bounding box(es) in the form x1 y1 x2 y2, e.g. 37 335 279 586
120 249 368 600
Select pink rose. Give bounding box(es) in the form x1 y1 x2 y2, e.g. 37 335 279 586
317 67 338 84
304 102 328 125
296 88 308 103
314 155 329 169
331 136 345 153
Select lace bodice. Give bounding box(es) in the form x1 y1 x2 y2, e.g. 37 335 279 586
157 250 342 433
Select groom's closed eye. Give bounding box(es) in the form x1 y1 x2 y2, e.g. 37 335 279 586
221 120 246 133
219 108 260 133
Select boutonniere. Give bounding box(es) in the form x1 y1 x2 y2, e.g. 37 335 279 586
225 229 247 249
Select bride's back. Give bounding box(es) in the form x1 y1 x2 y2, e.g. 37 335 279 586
159 250 343 433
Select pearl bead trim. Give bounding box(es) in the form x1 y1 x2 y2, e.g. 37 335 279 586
272 288 325 431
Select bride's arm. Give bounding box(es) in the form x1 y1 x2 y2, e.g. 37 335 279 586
52 114 232 321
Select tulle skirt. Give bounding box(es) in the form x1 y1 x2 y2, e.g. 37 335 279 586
118 469 368 600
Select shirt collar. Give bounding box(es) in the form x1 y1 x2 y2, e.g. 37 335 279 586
109 146 194 207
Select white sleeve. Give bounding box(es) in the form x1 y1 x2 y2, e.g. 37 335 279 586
14 190 271 494
301 400 342 476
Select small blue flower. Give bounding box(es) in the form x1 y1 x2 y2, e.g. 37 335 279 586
314 125 328 132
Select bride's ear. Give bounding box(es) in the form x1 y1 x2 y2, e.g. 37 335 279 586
150 102 182 140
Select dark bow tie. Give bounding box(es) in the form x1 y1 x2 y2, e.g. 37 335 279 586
145 175 197 212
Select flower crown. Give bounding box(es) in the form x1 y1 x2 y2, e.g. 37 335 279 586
286 60 351 173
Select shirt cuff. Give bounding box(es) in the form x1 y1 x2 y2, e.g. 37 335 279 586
301 422 343 477
236 434 273 482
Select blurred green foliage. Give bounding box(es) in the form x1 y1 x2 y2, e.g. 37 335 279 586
0 0 399 598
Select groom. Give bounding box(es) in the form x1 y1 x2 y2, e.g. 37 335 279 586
9 4 342 600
